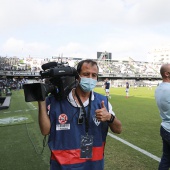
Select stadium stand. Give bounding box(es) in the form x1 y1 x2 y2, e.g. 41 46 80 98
0 56 162 76
0 55 163 90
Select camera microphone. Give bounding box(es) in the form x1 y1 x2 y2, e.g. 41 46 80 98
42 62 58 70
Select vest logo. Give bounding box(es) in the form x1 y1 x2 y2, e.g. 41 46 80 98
47 104 50 111
58 114 68 124
47 104 51 115
93 117 100 126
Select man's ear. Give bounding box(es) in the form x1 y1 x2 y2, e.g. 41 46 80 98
165 72 169 77
75 74 79 80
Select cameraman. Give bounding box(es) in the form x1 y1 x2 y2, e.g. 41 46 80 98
38 59 122 170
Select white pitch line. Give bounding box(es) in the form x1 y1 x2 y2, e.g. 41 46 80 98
14 110 22 112
29 102 37 108
2 108 37 114
108 132 161 162
3 111 11 113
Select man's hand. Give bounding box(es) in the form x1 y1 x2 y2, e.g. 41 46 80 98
95 101 122 134
95 101 111 122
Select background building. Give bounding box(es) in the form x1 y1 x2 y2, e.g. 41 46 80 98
97 51 112 60
148 45 170 63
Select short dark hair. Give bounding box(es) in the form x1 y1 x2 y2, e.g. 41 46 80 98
160 64 169 78
76 59 98 74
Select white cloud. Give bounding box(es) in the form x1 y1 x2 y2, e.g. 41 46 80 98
0 0 170 61
2 37 51 57
56 42 95 59
1 0 170 27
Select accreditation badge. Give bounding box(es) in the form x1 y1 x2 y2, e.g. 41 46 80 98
80 135 93 159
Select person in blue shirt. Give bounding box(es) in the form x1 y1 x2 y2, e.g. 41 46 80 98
104 78 111 98
38 59 122 170
155 64 170 170
125 82 129 98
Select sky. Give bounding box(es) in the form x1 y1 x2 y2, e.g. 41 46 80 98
1 0 170 62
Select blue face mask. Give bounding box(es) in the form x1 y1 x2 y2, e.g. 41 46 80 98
79 77 97 92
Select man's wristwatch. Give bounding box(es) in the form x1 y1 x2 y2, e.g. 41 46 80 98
107 114 115 124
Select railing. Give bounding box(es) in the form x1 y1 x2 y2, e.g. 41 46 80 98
0 70 162 79
0 70 40 76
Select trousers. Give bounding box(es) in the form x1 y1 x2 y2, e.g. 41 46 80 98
158 126 170 170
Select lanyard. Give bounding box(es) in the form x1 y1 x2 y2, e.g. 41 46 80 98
75 90 91 134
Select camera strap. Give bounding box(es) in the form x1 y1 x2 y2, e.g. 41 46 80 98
75 90 91 134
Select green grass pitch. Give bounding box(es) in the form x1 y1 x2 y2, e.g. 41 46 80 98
0 87 162 170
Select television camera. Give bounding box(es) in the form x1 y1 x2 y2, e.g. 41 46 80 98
23 62 78 102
